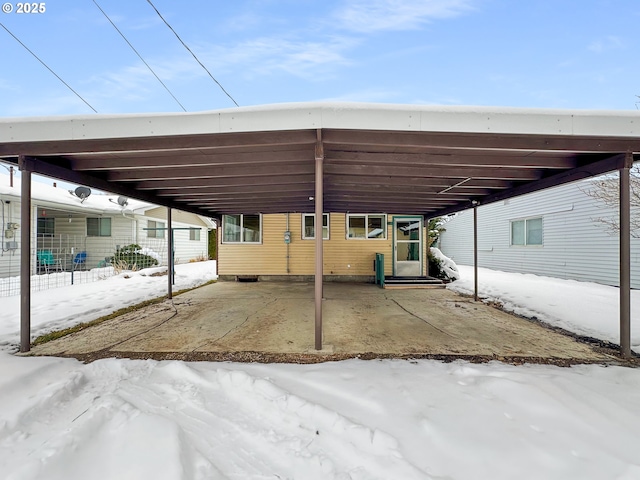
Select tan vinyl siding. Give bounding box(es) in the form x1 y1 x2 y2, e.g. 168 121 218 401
219 213 419 276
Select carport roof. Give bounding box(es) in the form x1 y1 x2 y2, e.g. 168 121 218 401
1 102 639 219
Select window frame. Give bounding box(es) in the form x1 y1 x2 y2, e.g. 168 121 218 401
189 228 201 241
37 217 55 237
302 213 330 240
147 220 166 239
86 217 112 237
510 216 543 246
222 214 262 244
346 213 387 240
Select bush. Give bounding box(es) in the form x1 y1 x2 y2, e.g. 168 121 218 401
111 244 159 271
428 247 460 282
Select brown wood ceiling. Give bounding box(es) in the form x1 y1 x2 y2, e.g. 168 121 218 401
1 127 638 220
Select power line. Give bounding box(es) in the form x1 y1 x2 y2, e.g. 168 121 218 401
0 22 98 113
145 0 240 107
93 0 187 112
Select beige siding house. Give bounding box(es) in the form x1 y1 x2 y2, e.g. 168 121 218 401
218 213 427 281
0 173 213 282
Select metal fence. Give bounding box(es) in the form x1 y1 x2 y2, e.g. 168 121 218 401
0 234 168 297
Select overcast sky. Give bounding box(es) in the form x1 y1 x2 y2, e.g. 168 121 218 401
1 0 639 116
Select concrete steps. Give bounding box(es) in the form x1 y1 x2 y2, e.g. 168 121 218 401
382 276 445 289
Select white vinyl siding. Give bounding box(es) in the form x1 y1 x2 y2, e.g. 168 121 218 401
438 178 640 289
302 213 329 240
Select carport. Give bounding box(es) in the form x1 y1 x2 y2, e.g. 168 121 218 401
0 103 637 356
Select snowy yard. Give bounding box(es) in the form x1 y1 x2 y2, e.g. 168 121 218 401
1 261 639 479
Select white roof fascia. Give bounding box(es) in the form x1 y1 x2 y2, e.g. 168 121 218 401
2 103 640 144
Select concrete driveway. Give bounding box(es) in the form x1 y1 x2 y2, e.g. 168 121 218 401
27 281 620 364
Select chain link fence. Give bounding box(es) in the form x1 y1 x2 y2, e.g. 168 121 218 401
0 234 168 297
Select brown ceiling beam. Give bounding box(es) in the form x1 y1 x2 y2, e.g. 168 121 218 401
69 149 315 170
156 184 315 197
323 129 640 153
136 174 316 190
325 164 542 180
185 201 314 211
15 156 216 219
326 174 513 189
324 185 493 196
108 162 314 181
326 193 469 203
326 151 578 168
0 130 317 156
429 153 630 217
324 143 578 158
325 203 437 214
187 195 315 206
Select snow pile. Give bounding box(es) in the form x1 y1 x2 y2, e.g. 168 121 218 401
448 265 640 353
430 247 460 281
1 355 639 480
135 246 161 263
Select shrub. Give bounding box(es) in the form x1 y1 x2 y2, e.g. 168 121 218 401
428 247 460 282
111 244 159 271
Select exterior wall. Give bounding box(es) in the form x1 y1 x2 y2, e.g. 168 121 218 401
219 213 425 278
138 208 209 264
0 197 21 278
438 179 640 288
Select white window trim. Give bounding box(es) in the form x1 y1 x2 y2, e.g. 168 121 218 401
510 216 543 246
147 220 166 239
189 228 201 241
87 217 112 237
346 213 388 240
302 213 330 240
222 214 263 244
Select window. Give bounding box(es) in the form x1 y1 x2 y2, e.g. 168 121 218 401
347 214 387 239
511 217 543 246
87 217 111 237
222 214 261 243
147 220 165 239
302 213 329 240
37 217 55 237
189 228 201 241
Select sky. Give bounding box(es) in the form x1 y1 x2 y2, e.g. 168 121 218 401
1 0 640 117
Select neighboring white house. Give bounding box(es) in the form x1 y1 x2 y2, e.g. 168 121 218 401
0 172 214 295
438 176 640 289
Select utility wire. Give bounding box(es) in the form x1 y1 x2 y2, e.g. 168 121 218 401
0 22 98 113
145 0 240 107
93 0 187 112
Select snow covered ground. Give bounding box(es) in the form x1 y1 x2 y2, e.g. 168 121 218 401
1 261 639 479
449 265 640 354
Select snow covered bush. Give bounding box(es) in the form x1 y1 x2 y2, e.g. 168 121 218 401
111 244 159 271
428 247 460 282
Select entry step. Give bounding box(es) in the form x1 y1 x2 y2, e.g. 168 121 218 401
382 276 445 289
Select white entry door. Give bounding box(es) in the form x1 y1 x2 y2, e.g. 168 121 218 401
394 217 423 277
